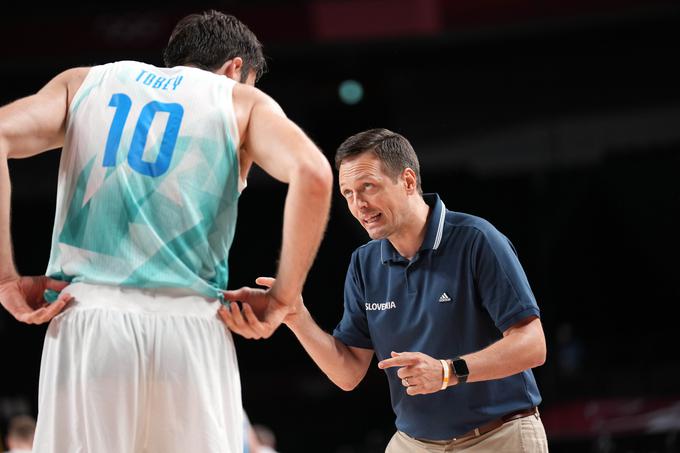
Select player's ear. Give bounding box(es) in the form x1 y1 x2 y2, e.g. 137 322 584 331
217 58 244 82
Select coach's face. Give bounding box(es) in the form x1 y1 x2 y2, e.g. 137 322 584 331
339 152 410 240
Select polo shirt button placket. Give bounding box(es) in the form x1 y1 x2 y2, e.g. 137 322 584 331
403 266 410 294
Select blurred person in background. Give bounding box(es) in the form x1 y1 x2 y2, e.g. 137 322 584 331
0 9 331 453
4 415 35 453
243 412 257 453
243 415 280 453
252 423 279 453
222 128 548 452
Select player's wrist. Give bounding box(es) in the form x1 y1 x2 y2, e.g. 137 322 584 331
284 304 310 330
268 283 298 308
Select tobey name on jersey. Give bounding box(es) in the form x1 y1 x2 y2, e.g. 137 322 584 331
135 69 184 91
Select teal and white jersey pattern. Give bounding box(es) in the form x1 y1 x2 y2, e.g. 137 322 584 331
46 61 243 299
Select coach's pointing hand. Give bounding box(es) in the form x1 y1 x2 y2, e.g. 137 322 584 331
379 351 453 396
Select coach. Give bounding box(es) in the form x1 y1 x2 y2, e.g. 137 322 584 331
221 128 549 452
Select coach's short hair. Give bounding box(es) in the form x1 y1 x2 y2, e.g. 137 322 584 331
335 128 422 194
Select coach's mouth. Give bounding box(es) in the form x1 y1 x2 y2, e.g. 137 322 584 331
363 213 381 225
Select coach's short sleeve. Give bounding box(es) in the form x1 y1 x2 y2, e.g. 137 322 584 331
333 251 373 349
471 227 540 333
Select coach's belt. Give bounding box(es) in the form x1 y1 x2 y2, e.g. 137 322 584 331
416 406 539 444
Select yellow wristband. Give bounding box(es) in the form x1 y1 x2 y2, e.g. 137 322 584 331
440 359 450 390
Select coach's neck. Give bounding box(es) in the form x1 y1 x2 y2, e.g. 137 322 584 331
388 194 430 261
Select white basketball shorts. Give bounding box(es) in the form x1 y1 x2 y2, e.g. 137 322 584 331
32 282 243 453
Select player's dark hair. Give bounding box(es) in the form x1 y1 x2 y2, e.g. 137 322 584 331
335 128 422 194
163 10 267 82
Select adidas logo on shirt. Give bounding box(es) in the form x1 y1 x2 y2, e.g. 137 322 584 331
438 292 452 303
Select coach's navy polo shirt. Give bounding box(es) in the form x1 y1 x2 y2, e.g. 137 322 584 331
333 193 542 440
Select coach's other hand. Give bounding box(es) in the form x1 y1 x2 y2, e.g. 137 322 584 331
251 276 305 327
220 281 296 339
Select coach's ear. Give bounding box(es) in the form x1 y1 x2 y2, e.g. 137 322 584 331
401 167 418 194
217 58 244 82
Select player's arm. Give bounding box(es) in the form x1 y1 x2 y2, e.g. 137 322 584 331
0 68 86 323
0 67 88 160
234 84 333 307
1 67 82 278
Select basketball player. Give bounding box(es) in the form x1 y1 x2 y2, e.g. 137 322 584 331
0 10 332 453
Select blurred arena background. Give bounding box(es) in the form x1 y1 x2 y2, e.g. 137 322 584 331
1 1 679 452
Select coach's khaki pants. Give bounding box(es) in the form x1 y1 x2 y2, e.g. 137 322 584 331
385 414 548 453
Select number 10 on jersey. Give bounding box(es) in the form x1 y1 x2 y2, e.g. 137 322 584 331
102 93 184 177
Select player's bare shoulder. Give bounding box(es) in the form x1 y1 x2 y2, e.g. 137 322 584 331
64 67 91 105
232 83 282 111
231 83 285 139
38 67 92 106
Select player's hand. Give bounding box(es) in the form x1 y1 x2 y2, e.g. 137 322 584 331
378 351 451 395
219 282 294 340
0 276 73 324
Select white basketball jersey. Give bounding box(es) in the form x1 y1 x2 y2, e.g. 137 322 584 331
46 61 243 299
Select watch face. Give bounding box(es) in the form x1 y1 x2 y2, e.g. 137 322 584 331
452 358 469 377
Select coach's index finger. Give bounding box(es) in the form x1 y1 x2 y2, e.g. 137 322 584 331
378 351 417 369
254 276 275 288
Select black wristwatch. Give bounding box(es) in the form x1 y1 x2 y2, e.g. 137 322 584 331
450 357 469 384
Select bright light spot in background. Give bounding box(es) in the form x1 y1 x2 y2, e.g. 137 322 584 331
339 79 364 105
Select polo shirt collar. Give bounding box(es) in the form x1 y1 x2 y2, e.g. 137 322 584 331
380 193 447 264
420 193 447 251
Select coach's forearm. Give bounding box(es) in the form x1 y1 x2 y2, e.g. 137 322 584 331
286 308 369 391
270 162 332 305
0 147 18 281
453 317 546 386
